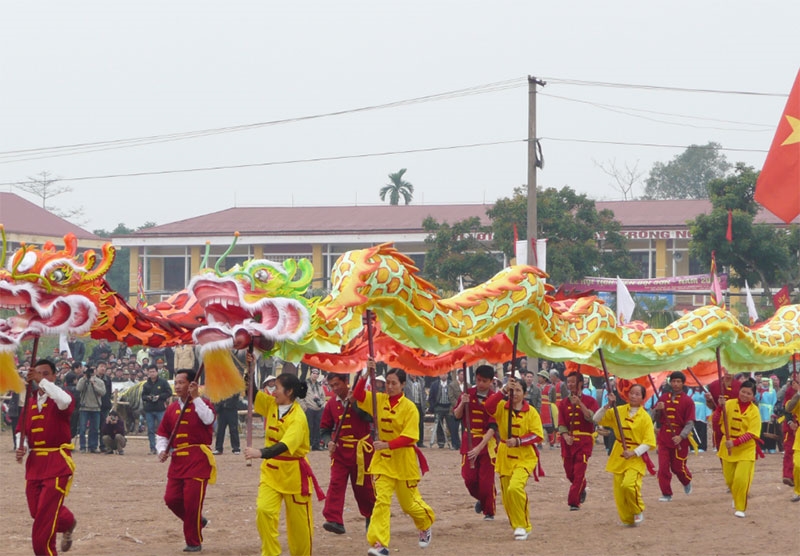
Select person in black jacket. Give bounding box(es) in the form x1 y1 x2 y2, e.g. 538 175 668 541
95 361 114 425
142 365 172 455
213 393 241 454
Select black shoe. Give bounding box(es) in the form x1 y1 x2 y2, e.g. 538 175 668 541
569 505 580 511
89 449 100 454
150 449 157 455
365 517 371 532
183 545 202 552
580 490 587 504
323 521 346 535
232 450 241 455
474 501 482 514
201 516 208 529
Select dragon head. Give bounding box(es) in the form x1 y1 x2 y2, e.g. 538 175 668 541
189 256 314 353
0 231 113 353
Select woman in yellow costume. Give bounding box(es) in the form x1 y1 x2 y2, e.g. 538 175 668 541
484 373 544 541
786 376 800 502
719 378 762 517
593 383 656 527
244 368 325 556
353 361 435 556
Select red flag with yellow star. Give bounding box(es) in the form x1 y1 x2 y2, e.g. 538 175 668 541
755 69 800 224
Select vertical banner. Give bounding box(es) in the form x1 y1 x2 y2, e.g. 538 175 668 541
773 285 791 310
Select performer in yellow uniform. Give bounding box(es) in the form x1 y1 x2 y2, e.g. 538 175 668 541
484 374 544 541
786 376 800 501
719 379 762 517
244 371 325 556
353 362 435 556
593 384 656 527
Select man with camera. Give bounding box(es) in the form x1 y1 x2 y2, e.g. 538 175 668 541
76 365 107 453
142 365 172 455
101 410 127 455
303 368 327 451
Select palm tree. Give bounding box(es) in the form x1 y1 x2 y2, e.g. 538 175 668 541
379 168 414 205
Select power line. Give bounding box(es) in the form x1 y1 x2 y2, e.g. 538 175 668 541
0 137 770 187
0 78 527 164
542 77 789 97
540 92 773 131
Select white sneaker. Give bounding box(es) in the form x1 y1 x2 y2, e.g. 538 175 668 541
684 482 692 495
368 544 390 556
514 527 529 540
658 495 672 502
634 513 644 524
734 511 746 518
418 527 432 548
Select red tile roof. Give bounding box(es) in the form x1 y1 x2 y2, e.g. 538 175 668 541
126 204 494 237
0 193 101 240
596 199 799 227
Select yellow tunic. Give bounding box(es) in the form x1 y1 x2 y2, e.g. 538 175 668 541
357 392 421 480
597 405 656 474
488 401 544 476
254 392 310 493
719 399 760 463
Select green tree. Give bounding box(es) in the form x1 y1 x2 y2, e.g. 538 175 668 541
93 222 157 299
630 295 680 328
688 164 797 297
643 142 732 199
379 168 414 205
487 186 637 285
421 216 502 292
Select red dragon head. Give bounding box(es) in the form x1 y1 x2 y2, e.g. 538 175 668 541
0 231 114 354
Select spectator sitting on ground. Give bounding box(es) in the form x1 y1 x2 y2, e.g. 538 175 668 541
101 410 127 455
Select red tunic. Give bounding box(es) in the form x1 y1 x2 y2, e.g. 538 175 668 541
321 395 373 466
557 394 599 437
459 387 497 455
656 391 695 444
17 392 75 480
157 399 215 480
707 378 741 406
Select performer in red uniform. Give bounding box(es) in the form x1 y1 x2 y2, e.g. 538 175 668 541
557 370 599 510
452 364 498 519
705 369 741 451
16 359 78 555
320 373 375 535
654 371 695 501
156 369 217 553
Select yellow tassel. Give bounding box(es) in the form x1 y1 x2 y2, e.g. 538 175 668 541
202 349 244 403
0 352 25 394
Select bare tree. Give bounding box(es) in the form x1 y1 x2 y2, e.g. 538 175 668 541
594 159 643 200
14 171 85 223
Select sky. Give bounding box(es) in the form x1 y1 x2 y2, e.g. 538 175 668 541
1 1 799 233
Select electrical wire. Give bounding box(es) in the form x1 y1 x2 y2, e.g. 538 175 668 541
540 77 789 97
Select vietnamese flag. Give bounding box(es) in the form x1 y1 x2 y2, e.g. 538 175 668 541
755 69 800 224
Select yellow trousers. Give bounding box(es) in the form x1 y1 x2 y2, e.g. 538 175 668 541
256 482 313 556
499 468 531 533
367 475 435 548
612 468 644 526
722 460 754 512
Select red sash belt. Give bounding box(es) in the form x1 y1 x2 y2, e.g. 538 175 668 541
413 446 429 475
273 455 326 500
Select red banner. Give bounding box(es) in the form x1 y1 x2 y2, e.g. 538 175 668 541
773 285 791 310
563 274 728 293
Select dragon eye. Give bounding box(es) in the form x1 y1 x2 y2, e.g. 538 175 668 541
255 269 270 282
50 269 67 282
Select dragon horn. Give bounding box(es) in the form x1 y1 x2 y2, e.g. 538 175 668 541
0 224 5 269
200 241 212 269
289 259 314 292
215 232 240 275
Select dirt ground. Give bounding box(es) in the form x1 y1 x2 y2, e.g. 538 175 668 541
0 428 798 556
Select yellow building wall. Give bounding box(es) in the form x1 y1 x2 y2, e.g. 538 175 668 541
149 257 164 291
655 239 667 278
312 244 323 288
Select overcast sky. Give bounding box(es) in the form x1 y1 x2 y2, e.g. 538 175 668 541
2 1 798 232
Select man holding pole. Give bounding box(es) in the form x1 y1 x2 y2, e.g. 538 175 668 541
453 364 498 520
557 369 598 511
320 373 375 535
16 359 78 555
654 371 695 501
705 366 741 452
156 369 217 553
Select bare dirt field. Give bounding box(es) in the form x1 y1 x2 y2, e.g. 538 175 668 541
0 428 797 556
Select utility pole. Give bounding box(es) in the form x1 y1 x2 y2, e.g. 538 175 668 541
526 75 546 374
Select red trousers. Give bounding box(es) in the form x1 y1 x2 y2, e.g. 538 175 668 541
461 450 496 516
26 475 75 556
322 459 375 524
561 437 593 507
657 440 692 496
164 477 209 548
783 423 796 481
